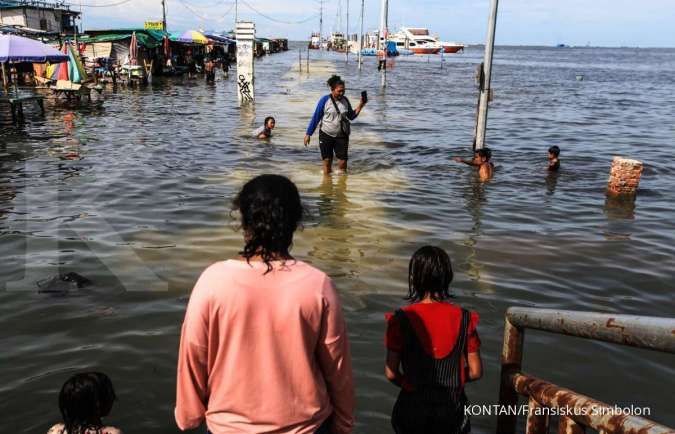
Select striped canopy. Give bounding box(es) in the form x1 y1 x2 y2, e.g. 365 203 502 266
170 30 209 45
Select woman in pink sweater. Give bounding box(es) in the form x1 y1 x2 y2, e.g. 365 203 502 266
175 174 354 434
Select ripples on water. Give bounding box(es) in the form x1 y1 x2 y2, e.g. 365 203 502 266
1 45 674 433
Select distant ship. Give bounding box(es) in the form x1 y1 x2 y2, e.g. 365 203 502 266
309 32 321 49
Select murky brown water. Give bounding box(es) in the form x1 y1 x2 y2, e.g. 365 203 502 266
1 44 674 433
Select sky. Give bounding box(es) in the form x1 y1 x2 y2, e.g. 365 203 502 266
75 0 675 47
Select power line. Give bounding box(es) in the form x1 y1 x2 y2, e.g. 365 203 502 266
72 0 132 7
177 0 236 23
239 0 318 25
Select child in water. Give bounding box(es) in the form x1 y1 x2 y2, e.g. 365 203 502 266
453 148 494 181
48 372 122 434
548 145 561 171
385 246 482 434
253 116 276 139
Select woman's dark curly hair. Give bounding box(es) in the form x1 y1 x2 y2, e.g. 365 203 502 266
234 174 303 273
406 246 454 302
59 372 117 434
327 74 345 90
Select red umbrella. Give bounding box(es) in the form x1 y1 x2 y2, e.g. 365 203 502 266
57 44 69 81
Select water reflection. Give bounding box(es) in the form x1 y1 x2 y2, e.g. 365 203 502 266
545 171 559 195
307 174 354 271
604 195 637 220
461 173 487 282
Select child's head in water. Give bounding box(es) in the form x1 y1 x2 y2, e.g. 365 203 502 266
548 145 561 171
59 372 117 434
406 246 454 302
476 148 492 164
548 145 560 160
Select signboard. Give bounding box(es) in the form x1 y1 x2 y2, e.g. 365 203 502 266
144 21 164 31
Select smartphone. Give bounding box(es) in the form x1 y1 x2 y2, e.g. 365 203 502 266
361 90 368 103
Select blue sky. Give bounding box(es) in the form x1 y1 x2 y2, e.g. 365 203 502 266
77 0 675 47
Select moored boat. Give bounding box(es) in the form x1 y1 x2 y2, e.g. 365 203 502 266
389 27 442 55
441 42 464 53
308 32 321 49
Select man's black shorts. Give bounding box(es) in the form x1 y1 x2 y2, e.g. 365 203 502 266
319 131 349 161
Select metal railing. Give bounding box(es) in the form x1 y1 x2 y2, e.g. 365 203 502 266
497 307 675 434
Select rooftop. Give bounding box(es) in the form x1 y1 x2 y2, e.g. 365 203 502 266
0 0 77 13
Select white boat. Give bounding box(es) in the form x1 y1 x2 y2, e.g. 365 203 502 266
328 32 348 52
389 27 442 54
440 41 465 53
309 32 321 49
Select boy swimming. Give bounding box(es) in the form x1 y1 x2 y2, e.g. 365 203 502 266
548 145 561 171
453 147 494 181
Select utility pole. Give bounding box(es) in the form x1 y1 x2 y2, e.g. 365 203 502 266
161 0 167 31
319 0 323 50
474 0 499 150
379 0 388 87
235 0 239 28
358 0 364 70
345 0 350 63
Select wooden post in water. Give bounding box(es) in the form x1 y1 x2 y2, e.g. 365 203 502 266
1 62 8 89
235 22 255 105
474 0 499 150
345 0 349 63
379 0 389 87
358 0 364 70
299 48 302 72
306 47 310 73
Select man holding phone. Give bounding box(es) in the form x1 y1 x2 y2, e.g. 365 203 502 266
304 75 368 175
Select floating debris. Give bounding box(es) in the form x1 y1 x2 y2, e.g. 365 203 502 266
37 272 92 294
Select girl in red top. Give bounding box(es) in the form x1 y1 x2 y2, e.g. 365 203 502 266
385 246 483 434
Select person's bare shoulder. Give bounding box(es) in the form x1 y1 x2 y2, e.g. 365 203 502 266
102 427 123 434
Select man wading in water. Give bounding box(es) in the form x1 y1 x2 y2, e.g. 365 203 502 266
304 75 367 175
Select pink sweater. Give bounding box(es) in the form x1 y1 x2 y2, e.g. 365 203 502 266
175 259 354 434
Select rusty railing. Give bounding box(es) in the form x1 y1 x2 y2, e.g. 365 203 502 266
497 307 675 434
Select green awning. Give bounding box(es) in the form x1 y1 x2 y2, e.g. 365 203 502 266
77 30 165 49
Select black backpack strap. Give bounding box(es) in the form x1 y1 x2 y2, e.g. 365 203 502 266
329 95 347 135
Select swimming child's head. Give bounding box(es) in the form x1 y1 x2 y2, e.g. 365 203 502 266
475 147 492 163
264 116 276 129
548 145 560 159
406 245 454 302
59 372 117 434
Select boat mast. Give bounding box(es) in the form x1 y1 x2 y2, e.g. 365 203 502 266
379 0 388 87
474 0 499 150
358 0 364 70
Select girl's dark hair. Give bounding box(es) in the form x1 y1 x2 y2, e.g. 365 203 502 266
264 116 275 126
327 74 345 90
407 246 454 302
59 372 117 434
234 174 303 273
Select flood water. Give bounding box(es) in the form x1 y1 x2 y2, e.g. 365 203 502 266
1 44 674 433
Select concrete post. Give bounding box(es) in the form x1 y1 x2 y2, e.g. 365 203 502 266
236 21 255 105
379 0 388 87
475 0 499 150
607 157 643 196
358 0 364 70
